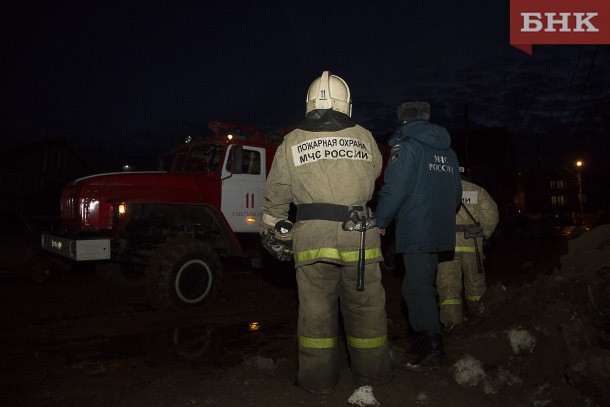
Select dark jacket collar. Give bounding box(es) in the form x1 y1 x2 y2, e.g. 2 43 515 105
296 109 356 132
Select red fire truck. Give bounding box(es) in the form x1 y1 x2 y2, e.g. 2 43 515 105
42 122 395 310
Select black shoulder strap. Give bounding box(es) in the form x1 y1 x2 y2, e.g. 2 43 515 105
460 202 480 226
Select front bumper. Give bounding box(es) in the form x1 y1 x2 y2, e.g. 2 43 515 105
42 233 111 261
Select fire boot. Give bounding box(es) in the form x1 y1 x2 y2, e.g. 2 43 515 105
405 332 445 373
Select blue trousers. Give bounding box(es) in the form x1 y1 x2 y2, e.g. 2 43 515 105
402 252 442 334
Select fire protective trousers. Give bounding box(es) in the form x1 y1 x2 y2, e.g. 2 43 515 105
436 241 486 326
296 261 392 393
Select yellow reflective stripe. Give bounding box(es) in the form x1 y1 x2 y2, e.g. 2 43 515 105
455 246 476 253
299 336 337 349
467 295 481 301
294 247 382 263
440 298 462 306
347 335 387 349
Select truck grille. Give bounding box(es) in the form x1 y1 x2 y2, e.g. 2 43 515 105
60 186 78 227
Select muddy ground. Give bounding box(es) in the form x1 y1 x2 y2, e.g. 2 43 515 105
1 224 609 407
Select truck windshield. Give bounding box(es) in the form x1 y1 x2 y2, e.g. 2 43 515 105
170 144 224 173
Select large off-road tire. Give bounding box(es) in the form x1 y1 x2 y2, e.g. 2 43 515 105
145 236 222 311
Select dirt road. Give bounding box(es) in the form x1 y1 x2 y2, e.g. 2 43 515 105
1 231 604 406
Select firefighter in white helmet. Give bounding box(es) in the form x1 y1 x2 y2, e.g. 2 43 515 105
261 71 392 394
436 169 499 332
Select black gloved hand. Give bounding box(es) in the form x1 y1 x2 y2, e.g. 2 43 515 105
260 229 293 262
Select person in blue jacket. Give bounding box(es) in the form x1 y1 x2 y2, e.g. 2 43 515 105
375 101 462 371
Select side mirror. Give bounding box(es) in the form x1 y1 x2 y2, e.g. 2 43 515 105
231 145 243 174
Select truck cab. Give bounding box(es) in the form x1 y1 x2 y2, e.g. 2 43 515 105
42 125 281 310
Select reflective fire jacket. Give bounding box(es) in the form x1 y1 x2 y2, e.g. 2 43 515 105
261 109 384 267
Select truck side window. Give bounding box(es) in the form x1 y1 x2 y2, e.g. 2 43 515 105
185 145 223 172
242 150 261 175
171 152 187 172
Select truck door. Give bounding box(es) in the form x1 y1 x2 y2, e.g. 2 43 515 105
220 146 266 233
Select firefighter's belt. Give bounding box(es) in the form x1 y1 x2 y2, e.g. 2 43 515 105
456 224 476 232
458 223 484 239
297 203 365 222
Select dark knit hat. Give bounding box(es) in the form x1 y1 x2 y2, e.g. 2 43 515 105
397 101 431 122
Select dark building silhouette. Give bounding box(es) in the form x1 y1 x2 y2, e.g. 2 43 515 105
540 164 607 227
0 137 94 214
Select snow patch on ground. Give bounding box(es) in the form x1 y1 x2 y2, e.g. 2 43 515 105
348 385 379 406
507 328 536 354
452 354 486 386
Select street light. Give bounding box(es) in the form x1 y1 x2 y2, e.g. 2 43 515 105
576 160 584 225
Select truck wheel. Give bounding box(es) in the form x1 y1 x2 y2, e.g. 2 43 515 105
145 236 222 310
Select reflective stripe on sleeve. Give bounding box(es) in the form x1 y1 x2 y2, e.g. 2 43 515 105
467 295 481 302
299 336 337 349
294 247 382 264
347 335 387 349
455 246 476 253
440 298 462 306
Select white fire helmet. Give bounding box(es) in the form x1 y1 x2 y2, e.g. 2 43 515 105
305 71 352 117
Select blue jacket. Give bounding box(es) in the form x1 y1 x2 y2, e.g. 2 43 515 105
375 120 462 253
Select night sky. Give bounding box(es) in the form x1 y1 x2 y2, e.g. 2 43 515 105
3 1 610 173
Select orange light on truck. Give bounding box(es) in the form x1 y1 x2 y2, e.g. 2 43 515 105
248 321 261 332
118 203 126 215
247 217 256 223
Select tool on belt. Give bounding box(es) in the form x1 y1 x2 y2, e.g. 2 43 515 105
297 203 375 291
459 203 484 273
342 210 367 291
